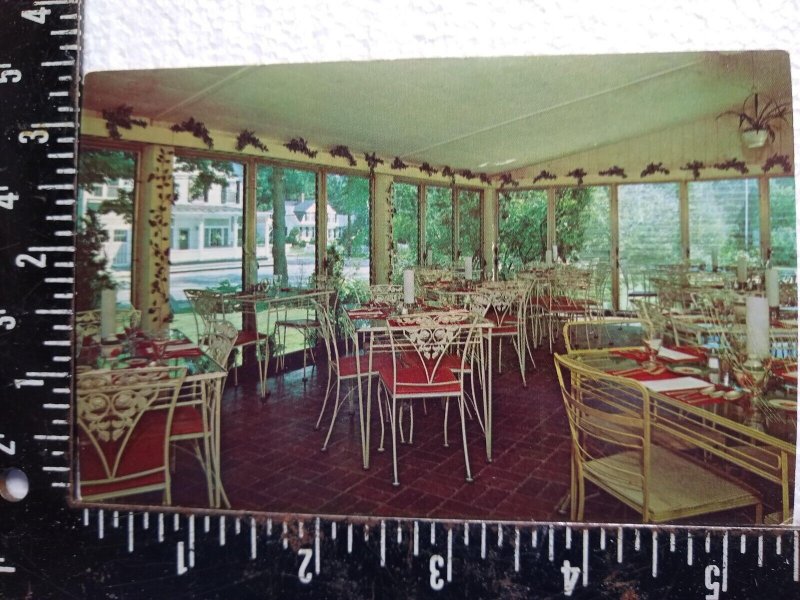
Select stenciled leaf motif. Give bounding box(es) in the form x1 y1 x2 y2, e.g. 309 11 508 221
391 157 408 170
640 162 670 178
498 173 519 188
713 158 748 174
680 160 705 179
598 165 627 178
478 173 492 185
419 162 438 177
458 169 476 180
170 117 214 149
284 137 318 158
364 152 384 173
330 145 357 166
567 168 587 186
101 104 147 140
762 153 792 174
235 129 268 153
532 170 557 184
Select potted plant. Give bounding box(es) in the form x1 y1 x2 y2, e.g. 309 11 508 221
718 92 791 148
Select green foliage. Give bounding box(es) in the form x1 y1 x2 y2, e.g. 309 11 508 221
458 190 481 260
75 211 114 311
78 149 136 223
424 186 453 266
327 173 370 258
498 190 547 273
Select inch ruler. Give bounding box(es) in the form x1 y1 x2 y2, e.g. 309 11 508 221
0 2 797 597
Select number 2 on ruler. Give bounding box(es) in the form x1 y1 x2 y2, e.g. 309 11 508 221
0 434 15 456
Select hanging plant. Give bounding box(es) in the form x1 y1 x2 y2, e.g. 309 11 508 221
101 104 147 140
284 137 318 158
567 168 587 186
498 173 519 188
458 169 476 180
170 117 214 149
330 145 357 166
235 129 268 153
598 166 627 178
532 170 557 184
680 160 705 179
478 173 492 185
442 166 456 185
391 157 408 170
712 158 748 175
718 92 790 146
640 162 670 178
419 162 438 177
364 152 384 174
762 153 792 174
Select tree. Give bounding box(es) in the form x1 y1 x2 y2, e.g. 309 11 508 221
78 149 136 223
326 174 369 257
424 186 453 266
174 157 235 202
75 211 114 311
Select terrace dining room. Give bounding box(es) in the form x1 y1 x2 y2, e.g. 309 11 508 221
74 51 798 526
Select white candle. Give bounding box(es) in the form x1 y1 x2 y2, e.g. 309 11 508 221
552 245 558 263
711 249 718 271
745 296 770 359
766 268 780 307
100 288 117 340
464 256 472 280
737 255 748 283
403 269 415 305
545 249 552 265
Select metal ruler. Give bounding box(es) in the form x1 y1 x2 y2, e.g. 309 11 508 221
0 1 797 596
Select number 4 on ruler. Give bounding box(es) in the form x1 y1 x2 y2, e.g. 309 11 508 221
0 186 18 210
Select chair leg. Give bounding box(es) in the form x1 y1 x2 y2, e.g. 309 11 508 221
390 396 399 486
315 368 336 431
377 386 386 452
458 397 473 483
322 379 345 451
443 399 450 447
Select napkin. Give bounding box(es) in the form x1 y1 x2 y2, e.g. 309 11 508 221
657 347 702 362
642 377 710 393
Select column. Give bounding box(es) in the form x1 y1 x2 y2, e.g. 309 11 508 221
372 172 393 284
482 187 497 279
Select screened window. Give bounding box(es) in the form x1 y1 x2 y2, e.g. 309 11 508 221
424 186 453 267
76 148 136 310
326 173 370 301
457 189 481 264
392 182 419 281
689 179 760 267
255 164 317 287
769 177 797 271
618 183 681 309
498 189 547 276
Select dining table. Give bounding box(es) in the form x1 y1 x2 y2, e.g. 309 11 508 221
345 303 498 471
569 344 797 522
77 328 230 508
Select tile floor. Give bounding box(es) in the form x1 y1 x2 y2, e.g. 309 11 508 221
163 340 780 525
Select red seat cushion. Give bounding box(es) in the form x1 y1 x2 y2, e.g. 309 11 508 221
234 330 270 347
338 352 393 377
377 355 462 396
78 410 169 498
170 405 205 437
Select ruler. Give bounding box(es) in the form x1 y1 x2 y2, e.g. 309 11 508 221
0 1 798 597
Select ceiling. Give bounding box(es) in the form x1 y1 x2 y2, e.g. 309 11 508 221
82 51 793 174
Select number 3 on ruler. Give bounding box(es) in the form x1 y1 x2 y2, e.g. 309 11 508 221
429 554 445 591
0 434 15 456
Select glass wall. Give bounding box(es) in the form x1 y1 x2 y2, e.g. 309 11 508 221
424 186 453 267
688 179 760 267
392 182 420 282
76 148 137 310
457 189 481 265
497 189 547 276
769 177 797 272
254 164 317 287
326 172 370 301
618 183 681 309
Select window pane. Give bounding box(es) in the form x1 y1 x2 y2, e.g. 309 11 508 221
557 186 611 307
770 177 797 272
76 148 136 310
457 189 481 263
618 183 681 309
424 186 453 267
255 164 317 287
326 173 370 301
392 182 419 282
689 179 760 266
170 157 246 336
498 189 547 276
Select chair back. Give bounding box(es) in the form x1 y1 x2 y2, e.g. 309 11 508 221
205 320 238 369
553 353 651 509
386 311 478 394
563 318 647 353
76 365 187 501
469 280 529 331
369 284 403 305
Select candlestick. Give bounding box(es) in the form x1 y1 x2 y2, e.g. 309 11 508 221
100 288 117 341
745 296 770 359
403 269 415 305
766 268 780 307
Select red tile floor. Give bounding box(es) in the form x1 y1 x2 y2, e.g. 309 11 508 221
163 340 781 525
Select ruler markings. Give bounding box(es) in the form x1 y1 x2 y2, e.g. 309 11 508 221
48 32 78 38
37 308 71 314
44 403 69 409
53 388 71 394
30 246 75 251
42 466 68 472
58 75 72 81
49 419 68 425
54 262 75 268
57 137 75 143
32 121 74 128
48 152 73 158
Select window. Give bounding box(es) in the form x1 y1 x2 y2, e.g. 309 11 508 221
424 186 453 267
255 164 317 287
618 183 681 309
769 177 796 271
178 229 190 250
392 182 419 282
326 173 370 301
76 148 136 310
498 189 547 276
204 226 230 248
457 189 481 264
689 179 760 266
